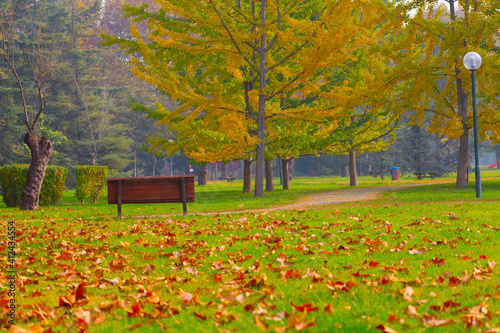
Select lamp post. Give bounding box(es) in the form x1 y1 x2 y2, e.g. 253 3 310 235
168 139 174 176
463 51 482 198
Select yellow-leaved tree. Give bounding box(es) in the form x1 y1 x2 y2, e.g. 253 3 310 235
390 0 500 187
102 0 399 196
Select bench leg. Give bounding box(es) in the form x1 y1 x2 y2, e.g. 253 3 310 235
117 180 122 218
180 177 187 216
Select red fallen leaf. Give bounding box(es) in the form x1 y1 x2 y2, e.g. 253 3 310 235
126 303 142 317
75 284 86 301
462 256 472 260
283 269 301 279
214 274 222 282
430 305 441 311
194 312 207 320
387 314 397 323
375 324 399 333
351 271 370 278
244 304 255 312
480 255 487 260
430 257 445 265
443 300 461 310
290 301 318 313
324 304 335 314
449 276 461 287
369 260 380 268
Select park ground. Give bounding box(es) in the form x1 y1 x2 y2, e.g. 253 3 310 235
1 169 500 332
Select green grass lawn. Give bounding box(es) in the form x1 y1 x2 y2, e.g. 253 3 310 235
2 169 500 332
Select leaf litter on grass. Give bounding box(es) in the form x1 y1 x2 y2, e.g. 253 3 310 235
2 199 500 332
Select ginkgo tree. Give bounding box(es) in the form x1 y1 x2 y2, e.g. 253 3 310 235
103 0 398 196
390 0 500 188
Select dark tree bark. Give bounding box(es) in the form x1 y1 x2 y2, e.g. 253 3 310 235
450 3 469 188
243 158 252 193
198 163 208 185
282 158 290 190
20 131 53 210
349 149 358 186
265 159 274 192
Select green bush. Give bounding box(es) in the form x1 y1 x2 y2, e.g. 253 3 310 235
75 166 108 204
0 164 67 207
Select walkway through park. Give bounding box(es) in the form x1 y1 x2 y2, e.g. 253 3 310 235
253 183 428 213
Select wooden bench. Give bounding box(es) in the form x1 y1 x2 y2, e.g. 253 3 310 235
107 175 195 218
414 172 438 180
218 177 236 182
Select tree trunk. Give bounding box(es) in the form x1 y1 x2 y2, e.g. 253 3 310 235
152 156 156 176
349 150 358 186
89 152 96 166
20 131 53 210
198 163 208 185
289 158 295 181
243 158 252 193
265 159 274 192
254 0 267 197
282 158 290 190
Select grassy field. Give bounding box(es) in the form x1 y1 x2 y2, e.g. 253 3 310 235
2 169 500 332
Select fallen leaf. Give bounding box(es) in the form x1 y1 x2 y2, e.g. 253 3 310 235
422 314 452 327
375 324 399 333
406 305 418 318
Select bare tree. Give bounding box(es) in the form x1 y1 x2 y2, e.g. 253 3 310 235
73 75 113 166
0 0 62 210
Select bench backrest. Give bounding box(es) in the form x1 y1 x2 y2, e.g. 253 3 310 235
107 175 195 204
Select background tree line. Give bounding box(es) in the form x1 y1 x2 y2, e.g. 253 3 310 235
0 0 171 192
1 0 500 208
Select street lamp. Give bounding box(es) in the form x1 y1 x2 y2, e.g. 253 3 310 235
169 139 174 176
463 51 482 198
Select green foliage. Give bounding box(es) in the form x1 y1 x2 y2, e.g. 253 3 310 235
0 164 67 207
75 166 109 204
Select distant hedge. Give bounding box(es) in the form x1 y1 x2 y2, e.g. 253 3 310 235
75 166 108 204
0 164 67 207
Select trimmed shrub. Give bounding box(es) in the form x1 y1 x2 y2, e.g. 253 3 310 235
75 166 108 204
0 164 67 207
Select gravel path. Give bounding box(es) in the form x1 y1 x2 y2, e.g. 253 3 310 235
229 183 433 215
